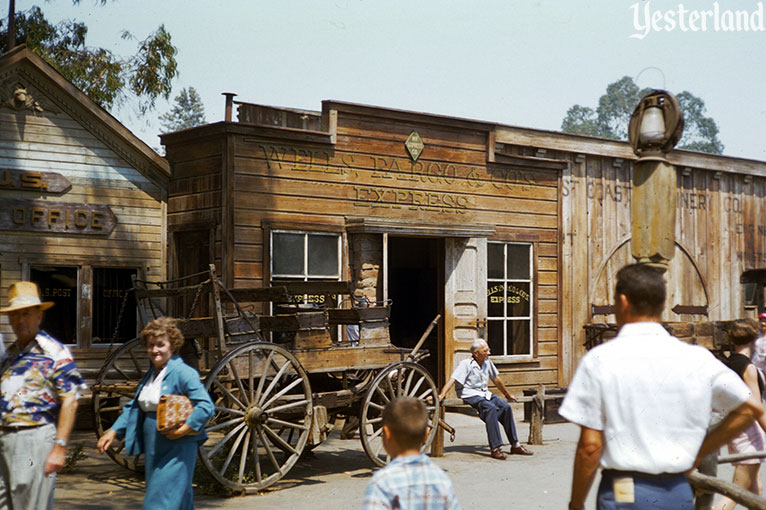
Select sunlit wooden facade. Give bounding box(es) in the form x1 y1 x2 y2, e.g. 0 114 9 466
0 46 169 379
162 98 766 391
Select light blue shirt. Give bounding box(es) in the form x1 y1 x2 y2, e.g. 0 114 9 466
362 454 460 510
450 357 498 400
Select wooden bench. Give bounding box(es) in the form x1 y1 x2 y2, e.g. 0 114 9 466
440 385 565 448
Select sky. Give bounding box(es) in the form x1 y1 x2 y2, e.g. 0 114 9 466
23 0 766 161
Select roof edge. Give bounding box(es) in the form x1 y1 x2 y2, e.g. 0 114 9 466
0 46 170 182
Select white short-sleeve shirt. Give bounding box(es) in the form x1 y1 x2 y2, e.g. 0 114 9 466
450 357 498 400
559 321 751 474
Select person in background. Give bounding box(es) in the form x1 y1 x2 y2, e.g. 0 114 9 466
560 263 762 510
715 319 766 510
361 397 460 510
750 312 766 374
97 317 214 510
438 338 532 460
345 296 370 347
0 281 86 510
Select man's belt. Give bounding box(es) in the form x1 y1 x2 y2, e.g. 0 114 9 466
0 424 44 433
602 469 687 480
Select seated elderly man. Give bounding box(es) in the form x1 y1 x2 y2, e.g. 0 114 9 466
438 339 533 460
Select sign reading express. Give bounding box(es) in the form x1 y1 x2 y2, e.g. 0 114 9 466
1 198 117 235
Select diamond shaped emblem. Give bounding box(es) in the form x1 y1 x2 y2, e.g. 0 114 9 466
405 131 425 161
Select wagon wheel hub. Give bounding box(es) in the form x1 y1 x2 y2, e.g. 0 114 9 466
245 405 267 427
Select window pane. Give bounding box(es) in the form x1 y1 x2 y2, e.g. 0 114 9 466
507 244 530 280
744 283 758 306
488 243 504 279
307 235 339 276
506 282 531 317
487 320 504 355
273 233 304 275
487 283 506 318
509 319 531 355
30 266 77 344
92 268 137 343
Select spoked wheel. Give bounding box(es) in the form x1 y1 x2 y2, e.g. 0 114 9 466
200 342 313 493
91 338 147 472
360 361 440 467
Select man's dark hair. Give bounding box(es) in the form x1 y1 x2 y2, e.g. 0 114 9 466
383 397 427 450
615 264 666 317
729 318 760 346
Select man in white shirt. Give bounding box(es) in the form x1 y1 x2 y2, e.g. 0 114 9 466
560 263 763 510
438 339 532 460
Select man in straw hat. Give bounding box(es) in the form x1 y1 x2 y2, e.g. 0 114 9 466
0 281 86 510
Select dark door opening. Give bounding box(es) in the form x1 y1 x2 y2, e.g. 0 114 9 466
173 229 212 369
387 237 443 384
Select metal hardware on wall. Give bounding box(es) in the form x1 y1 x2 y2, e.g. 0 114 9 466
476 318 486 339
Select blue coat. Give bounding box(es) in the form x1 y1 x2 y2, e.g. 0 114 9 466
111 355 214 456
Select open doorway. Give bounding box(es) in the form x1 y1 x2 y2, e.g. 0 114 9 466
387 237 443 384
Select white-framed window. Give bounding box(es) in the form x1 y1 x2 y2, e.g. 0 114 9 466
270 231 342 304
486 242 533 358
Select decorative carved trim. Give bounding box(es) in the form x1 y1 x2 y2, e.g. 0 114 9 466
0 73 60 114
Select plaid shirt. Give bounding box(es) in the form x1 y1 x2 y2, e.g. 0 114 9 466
362 454 460 510
0 331 86 427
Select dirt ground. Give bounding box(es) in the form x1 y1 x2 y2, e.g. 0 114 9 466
54 409 741 510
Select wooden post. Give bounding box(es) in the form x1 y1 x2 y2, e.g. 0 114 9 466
528 385 544 445
6 0 14 54
694 450 718 510
431 406 445 457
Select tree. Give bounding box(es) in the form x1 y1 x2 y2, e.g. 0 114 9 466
561 76 724 154
159 87 206 132
0 5 178 114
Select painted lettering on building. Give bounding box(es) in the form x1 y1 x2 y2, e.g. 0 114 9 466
0 198 117 235
256 143 538 191
0 169 72 193
353 186 470 214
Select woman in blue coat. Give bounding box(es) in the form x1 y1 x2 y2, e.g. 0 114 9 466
98 317 215 510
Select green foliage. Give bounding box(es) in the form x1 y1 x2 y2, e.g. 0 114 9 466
561 76 724 154
1 6 178 113
159 87 207 133
60 443 86 475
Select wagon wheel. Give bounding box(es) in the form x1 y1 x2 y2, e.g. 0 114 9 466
91 337 147 472
360 361 440 467
200 342 313 492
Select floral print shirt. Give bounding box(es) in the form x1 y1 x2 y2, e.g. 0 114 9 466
0 331 86 427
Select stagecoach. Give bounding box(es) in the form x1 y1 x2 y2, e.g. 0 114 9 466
91 264 441 493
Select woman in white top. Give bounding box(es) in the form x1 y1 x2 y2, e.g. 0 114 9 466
97 317 214 510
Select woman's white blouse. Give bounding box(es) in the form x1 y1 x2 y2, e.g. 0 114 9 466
137 366 167 412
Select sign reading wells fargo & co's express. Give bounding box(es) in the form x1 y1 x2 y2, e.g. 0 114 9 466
1 198 117 235
0 169 72 193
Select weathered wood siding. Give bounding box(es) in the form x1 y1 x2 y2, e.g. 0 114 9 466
0 108 165 378
166 136 224 280
222 105 562 391
497 128 766 384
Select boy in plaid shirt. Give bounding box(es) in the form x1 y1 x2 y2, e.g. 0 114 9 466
362 397 460 510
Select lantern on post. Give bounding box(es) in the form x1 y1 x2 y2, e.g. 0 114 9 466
627 90 685 271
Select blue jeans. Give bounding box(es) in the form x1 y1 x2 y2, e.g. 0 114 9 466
462 394 518 450
597 470 693 510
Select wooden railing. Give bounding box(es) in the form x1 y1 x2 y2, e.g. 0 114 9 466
692 451 766 509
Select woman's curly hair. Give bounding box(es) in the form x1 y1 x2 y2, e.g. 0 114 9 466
140 317 185 353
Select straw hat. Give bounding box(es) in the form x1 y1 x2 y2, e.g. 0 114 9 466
0 282 54 313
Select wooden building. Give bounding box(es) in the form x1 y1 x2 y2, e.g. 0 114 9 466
161 96 766 392
0 46 169 379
